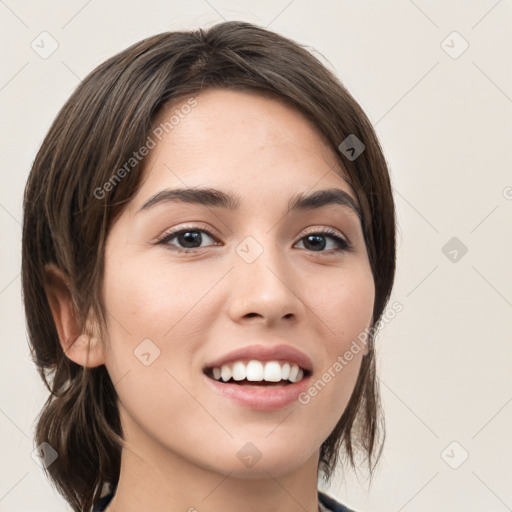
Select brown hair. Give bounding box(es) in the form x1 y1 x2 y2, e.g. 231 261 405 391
22 20 396 512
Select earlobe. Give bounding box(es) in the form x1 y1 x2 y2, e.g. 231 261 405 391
43 263 105 368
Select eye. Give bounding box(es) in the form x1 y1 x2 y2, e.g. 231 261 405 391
295 229 352 253
156 226 352 254
156 226 219 253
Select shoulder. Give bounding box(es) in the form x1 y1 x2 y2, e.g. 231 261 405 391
318 489 358 512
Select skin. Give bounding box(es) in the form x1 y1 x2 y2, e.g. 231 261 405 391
46 89 375 512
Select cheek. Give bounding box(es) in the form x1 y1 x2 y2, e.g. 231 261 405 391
298 262 374 433
100 249 229 390
102 253 218 342
99 254 219 435
311 261 375 349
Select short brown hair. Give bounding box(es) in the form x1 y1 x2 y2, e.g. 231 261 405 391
22 20 396 512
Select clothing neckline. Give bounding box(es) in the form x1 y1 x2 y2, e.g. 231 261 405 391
91 485 355 512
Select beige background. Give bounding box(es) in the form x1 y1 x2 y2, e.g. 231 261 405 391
1 1 511 510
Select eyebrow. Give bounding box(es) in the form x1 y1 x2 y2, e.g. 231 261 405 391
138 186 361 219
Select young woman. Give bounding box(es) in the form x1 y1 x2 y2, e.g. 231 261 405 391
22 21 396 512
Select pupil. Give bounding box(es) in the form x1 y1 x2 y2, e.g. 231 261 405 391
305 234 325 251
179 231 201 248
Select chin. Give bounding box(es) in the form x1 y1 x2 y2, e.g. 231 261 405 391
197 443 316 479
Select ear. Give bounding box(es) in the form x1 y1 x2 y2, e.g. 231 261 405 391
43 263 105 368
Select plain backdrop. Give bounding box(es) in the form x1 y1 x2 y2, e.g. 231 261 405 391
1 1 511 511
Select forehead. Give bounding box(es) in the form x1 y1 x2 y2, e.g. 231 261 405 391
152 87 332 150
130 88 358 212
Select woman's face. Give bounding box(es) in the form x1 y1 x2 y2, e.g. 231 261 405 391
101 88 375 478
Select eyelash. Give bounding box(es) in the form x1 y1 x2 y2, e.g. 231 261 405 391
155 224 353 255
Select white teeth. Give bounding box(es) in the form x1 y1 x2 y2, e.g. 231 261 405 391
246 360 264 381
232 361 246 381
210 360 307 384
221 365 232 382
288 364 299 382
281 362 291 380
263 361 282 382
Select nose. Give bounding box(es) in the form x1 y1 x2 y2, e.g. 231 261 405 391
226 237 305 327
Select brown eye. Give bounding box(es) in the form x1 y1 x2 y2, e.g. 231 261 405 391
295 230 352 253
158 227 219 253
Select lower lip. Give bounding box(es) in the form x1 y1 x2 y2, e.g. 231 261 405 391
203 373 311 411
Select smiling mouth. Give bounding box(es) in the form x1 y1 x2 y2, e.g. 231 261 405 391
203 360 311 387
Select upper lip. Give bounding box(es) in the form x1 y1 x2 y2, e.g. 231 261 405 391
203 344 313 373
